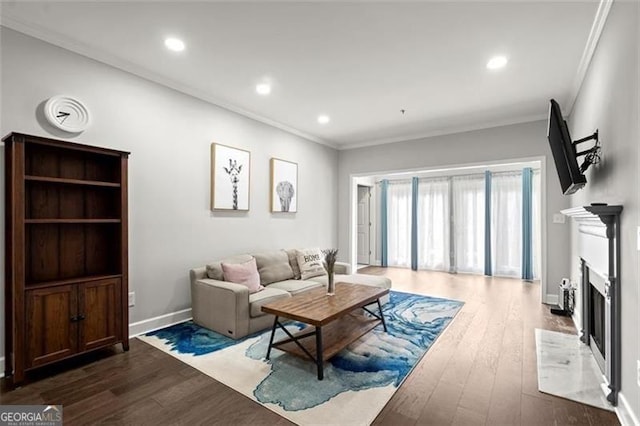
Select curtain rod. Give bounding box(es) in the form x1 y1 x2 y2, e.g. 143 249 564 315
375 168 540 184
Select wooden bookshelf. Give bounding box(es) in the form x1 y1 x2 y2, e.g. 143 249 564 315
3 132 130 386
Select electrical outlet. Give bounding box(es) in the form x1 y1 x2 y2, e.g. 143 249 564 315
128 292 135 307
553 213 566 224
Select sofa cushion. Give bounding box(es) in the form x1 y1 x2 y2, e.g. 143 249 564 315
206 254 253 281
307 273 392 290
286 249 302 280
268 279 323 295
249 287 290 318
296 248 326 280
221 258 263 294
252 250 294 285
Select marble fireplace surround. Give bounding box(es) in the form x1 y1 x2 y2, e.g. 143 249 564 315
562 204 623 406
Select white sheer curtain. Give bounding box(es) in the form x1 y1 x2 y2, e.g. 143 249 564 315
417 178 450 271
452 175 485 274
387 180 412 267
491 171 522 277
532 170 542 279
384 167 540 279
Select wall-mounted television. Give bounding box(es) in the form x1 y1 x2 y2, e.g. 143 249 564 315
547 99 587 195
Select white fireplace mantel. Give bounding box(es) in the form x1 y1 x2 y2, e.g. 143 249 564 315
562 205 622 276
562 204 622 238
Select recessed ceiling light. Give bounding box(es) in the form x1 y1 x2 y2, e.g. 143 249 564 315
317 115 330 124
256 83 271 95
164 37 185 52
487 55 508 70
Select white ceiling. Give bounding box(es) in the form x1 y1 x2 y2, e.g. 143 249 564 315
1 1 602 149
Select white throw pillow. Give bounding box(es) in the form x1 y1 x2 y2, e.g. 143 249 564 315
296 248 326 280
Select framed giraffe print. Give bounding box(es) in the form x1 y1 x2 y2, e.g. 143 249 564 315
211 143 251 211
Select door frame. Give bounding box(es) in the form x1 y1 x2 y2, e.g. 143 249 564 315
356 184 372 265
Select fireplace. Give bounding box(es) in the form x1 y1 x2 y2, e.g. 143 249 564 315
563 204 622 406
590 285 605 361
581 260 608 374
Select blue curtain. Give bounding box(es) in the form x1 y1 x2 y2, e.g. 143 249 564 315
484 171 492 276
521 168 533 280
380 179 389 267
411 177 419 271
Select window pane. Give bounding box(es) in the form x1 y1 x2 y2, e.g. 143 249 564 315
491 172 523 277
452 175 485 273
417 178 450 271
387 181 412 267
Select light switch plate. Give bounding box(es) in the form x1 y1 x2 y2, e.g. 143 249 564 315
553 213 566 224
128 292 135 307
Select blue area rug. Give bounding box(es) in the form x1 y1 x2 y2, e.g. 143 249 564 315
138 290 463 425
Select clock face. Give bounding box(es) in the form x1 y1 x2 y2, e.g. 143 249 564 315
44 96 91 133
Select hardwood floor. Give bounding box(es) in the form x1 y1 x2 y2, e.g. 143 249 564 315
1 267 619 425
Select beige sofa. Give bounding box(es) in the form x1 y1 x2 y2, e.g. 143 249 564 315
189 249 392 339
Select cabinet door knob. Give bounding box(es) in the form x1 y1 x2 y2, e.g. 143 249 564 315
78 314 86 320
70 316 78 322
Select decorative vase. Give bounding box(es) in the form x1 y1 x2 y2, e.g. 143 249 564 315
322 248 339 296
327 272 335 296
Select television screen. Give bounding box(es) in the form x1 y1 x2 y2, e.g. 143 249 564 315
547 99 586 195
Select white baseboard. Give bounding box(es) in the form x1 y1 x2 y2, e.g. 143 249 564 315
129 308 192 337
544 294 559 305
617 392 640 426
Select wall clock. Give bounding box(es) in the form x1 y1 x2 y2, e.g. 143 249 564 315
44 96 91 133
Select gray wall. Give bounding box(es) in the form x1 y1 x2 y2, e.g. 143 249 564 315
338 120 571 303
568 1 639 418
0 28 338 357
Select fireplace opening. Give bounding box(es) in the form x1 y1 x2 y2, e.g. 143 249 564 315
589 285 606 359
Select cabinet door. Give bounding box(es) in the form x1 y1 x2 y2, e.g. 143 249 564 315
78 278 122 352
26 285 78 368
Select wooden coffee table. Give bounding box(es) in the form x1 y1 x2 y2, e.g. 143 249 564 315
261 282 389 380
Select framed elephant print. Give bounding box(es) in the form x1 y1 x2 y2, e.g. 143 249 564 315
270 158 297 213
211 143 250 211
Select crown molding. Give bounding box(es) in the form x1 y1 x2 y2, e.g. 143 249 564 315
1 0 609 152
566 0 614 115
338 113 547 151
0 16 337 149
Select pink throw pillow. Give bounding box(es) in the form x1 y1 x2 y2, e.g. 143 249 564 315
221 258 263 294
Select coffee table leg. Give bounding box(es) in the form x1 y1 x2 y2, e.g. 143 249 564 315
316 326 324 380
266 316 279 360
377 299 388 332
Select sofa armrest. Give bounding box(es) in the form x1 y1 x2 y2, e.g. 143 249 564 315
191 278 250 339
189 267 208 285
334 262 352 275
